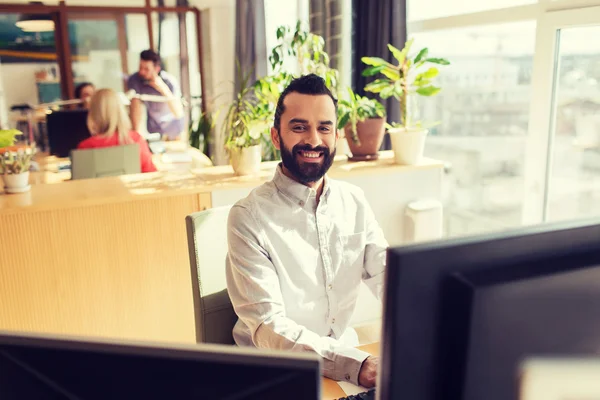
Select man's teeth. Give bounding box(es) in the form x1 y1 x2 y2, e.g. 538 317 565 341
301 151 321 158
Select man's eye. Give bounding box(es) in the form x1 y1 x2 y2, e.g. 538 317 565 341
293 125 306 131
319 126 331 132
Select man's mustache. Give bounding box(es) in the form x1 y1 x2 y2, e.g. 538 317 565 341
293 144 330 155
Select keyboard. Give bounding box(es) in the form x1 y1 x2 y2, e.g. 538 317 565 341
337 389 375 400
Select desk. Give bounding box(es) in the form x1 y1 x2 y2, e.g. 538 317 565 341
322 342 380 400
0 152 442 344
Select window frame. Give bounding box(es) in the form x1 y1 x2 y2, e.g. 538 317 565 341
407 0 600 227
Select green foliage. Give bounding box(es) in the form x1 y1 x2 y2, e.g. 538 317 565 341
0 147 32 175
361 38 450 130
0 129 20 149
268 21 339 93
224 68 266 151
337 88 386 145
189 111 214 155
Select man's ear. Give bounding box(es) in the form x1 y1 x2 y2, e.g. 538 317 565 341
271 127 281 150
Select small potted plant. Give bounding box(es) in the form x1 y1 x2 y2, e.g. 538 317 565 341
224 71 266 176
362 38 449 165
337 87 386 161
0 129 33 194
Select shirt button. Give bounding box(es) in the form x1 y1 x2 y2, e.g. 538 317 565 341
345 373 351 381
332 318 336 324
299 200 304 206
327 284 333 291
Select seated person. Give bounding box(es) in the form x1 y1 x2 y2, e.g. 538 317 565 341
226 74 388 388
77 88 157 173
75 82 95 109
127 49 184 141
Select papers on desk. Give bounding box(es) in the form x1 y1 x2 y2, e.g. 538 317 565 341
161 153 192 164
337 381 370 396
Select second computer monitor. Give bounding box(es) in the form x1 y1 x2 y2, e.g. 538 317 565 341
380 218 600 400
46 109 91 158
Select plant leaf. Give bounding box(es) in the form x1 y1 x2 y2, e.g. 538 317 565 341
387 43 404 64
425 58 450 65
380 66 400 80
423 67 439 79
361 56 388 67
337 112 350 130
380 86 395 99
362 65 385 77
416 86 441 96
414 48 429 63
364 78 391 93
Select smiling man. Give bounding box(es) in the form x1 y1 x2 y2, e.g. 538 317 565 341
226 74 388 388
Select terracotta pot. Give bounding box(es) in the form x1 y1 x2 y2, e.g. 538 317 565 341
344 117 386 161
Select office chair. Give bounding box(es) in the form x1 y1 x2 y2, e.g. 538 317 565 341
70 145 140 180
185 206 237 344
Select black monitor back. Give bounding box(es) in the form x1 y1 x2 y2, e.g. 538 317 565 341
46 109 90 157
380 218 600 400
0 331 321 400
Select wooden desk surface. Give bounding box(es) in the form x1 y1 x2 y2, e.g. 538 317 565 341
322 342 380 400
0 151 443 215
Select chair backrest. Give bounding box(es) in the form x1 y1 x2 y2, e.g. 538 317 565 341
185 206 236 344
70 144 140 180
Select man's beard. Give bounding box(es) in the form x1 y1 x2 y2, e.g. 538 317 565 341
279 134 336 184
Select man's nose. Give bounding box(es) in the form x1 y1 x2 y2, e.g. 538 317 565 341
304 127 322 147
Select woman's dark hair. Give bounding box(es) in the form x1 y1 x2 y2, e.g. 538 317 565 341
75 82 94 100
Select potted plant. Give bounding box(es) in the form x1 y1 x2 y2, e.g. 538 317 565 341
0 129 33 194
337 87 386 161
224 71 266 176
362 38 449 165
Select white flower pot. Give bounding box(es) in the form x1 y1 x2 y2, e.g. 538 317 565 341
230 145 262 176
2 171 30 194
388 127 429 165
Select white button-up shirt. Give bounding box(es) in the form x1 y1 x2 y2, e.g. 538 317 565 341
226 165 388 385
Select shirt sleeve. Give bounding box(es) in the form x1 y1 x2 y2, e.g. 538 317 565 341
360 192 388 300
127 74 140 93
226 205 370 385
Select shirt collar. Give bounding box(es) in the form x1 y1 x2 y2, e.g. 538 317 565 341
272 164 332 206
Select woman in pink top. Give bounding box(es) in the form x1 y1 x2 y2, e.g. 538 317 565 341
77 88 157 173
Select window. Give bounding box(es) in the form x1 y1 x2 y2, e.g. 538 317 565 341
409 0 600 238
408 0 536 22
412 21 536 236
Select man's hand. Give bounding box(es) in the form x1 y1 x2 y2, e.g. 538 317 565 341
148 75 172 97
358 356 379 388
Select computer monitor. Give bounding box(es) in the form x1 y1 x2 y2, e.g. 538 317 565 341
0 331 321 400
46 109 90 157
380 218 600 400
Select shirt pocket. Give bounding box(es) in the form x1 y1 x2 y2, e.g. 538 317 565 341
337 232 366 271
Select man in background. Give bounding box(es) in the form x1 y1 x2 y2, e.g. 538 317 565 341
127 49 184 141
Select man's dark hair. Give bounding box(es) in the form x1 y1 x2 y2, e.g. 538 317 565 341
74 82 93 99
273 74 337 132
140 49 161 66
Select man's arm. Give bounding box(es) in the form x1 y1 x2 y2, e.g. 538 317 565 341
226 205 370 385
149 75 184 119
129 98 144 132
360 192 389 300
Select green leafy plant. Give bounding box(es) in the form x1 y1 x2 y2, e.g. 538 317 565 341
269 21 339 92
0 129 20 149
189 111 214 155
361 38 449 130
0 149 33 175
224 68 267 151
337 88 386 145
245 21 340 161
